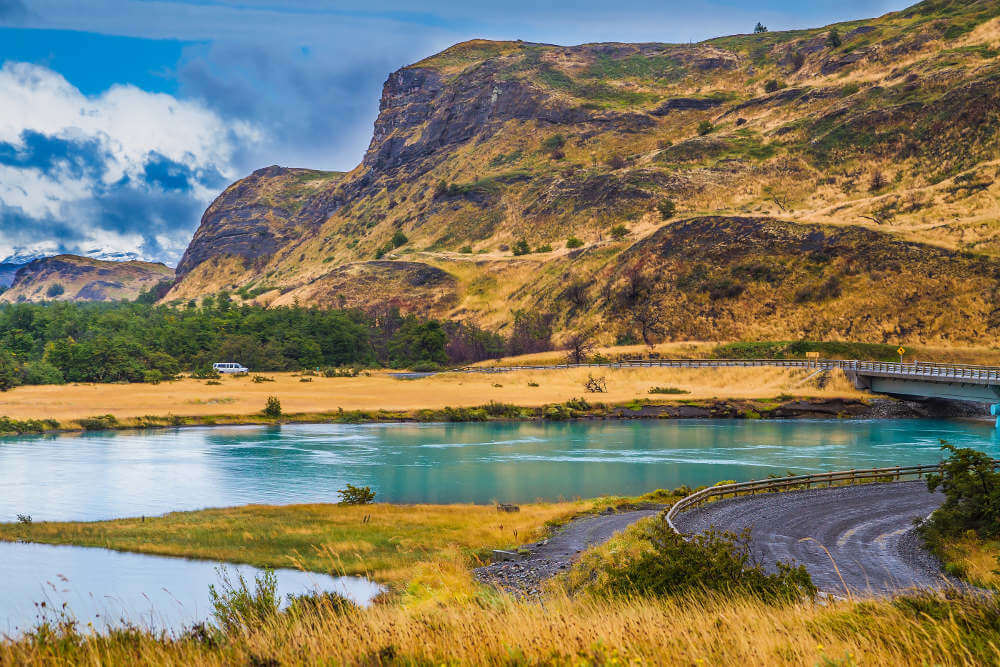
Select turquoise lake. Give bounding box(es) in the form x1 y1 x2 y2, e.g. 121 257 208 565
2 418 998 522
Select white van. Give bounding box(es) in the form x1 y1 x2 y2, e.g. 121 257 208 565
213 362 248 374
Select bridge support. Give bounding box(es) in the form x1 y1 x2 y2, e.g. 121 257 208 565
992 404 1000 429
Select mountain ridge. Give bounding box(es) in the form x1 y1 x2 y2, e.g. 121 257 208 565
163 0 1000 344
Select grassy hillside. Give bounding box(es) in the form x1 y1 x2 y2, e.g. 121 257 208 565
0 255 173 303
166 0 1000 345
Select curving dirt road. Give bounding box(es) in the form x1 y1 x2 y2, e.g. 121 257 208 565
673 481 949 596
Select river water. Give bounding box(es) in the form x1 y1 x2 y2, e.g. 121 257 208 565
1 418 997 634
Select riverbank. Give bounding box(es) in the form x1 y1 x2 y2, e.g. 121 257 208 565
0 366 869 430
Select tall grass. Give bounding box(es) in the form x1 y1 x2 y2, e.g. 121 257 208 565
3 590 999 665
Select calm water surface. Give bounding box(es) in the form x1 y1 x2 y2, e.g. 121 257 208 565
0 542 383 636
2 419 998 522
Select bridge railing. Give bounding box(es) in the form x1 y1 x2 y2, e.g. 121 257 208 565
665 464 945 535
453 359 1000 383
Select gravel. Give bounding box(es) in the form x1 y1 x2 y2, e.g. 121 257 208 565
474 507 663 596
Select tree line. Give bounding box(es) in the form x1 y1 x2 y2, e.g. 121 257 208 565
0 301 555 389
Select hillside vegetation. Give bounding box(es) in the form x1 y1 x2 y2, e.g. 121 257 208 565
164 0 1000 345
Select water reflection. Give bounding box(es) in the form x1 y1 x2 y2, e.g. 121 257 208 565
0 419 996 521
0 541 383 636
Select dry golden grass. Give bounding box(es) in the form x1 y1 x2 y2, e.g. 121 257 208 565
3 591 998 665
0 365 866 424
940 534 1000 590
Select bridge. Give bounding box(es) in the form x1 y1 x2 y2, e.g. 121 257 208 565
456 358 1000 424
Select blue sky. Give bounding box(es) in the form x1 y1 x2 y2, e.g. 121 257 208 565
0 0 910 265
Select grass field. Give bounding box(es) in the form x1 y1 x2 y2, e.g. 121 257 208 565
0 365 866 426
0 498 649 595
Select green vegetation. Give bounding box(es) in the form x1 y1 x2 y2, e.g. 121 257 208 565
262 396 282 418
45 283 65 299
648 386 690 395
922 444 1000 544
567 520 815 603
711 340 898 361
337 484 376 505
656 199 676 220
512 239 531 256
566 236 584 249
697 121 714 136
0 301 553 386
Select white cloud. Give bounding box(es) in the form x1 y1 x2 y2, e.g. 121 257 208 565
0 61 262 263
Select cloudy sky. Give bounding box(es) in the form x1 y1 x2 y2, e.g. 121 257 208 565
0 0 908 266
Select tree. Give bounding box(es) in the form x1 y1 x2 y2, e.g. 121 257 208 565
764 79 784 93
827 28 842 48
566 236 584 249
754 22 768 34
632 302 667 347
46 283 65 299
923 443 1000 540
0 350 21 391
337 484 376 505
563 327 597 364
512 239 531 256
610 224 629 240
657 199 677 220
697 121 714 136
507 310 554 356
263 396 282 418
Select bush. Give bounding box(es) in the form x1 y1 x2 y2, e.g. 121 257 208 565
46 283 65 299
610 225 629 240
142 369 163 385
566 236 584 249
285 591 357 618
578 522 815 603
541 134 566 153
512 239 531 256
763 79 785 93
0 416 58 434
584 375 607 393
337 483 376 505
77 414 118 431
263 396 282 418
209 566 280 634
409 361 442 372
656 199 676 220
191 367 221 380
922 443 1000 541
649 386 690 395
21 360 64 386
697 121 714 136
827 28 841 48
535 244 553 253
323 367 360 378
391 230 408 247
16 513 31 524
252 375 275 383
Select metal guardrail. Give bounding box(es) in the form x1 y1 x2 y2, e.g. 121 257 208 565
454 359 1000 385
665 461 1000 535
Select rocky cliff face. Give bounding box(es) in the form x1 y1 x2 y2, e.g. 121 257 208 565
165 1 1000 344
1 255 174 303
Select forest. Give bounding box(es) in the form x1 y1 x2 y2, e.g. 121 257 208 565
0 299 554 389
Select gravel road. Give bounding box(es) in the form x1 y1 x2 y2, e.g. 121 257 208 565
475 508 662 595
673 481 949 596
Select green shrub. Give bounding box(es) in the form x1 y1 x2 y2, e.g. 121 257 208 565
566 237 584 249
0 416 58 434
263 396 282 418
512 239 531 256
409 361 442 372
535 244 553 253
827 28 841 48
323 367 360 378
46 283 65 299
284 591 357 618
337 483 376 505
922 443 1000 542
648 386 690 395
252 375 275 383
656 199 676 220
610 225 629 240
209 566 280 634
578 522 815 603
21 361 64 386
391 230 408 247
459 245 473 254
77 414 118 431
191 367 221 380
697 121 714 136
763 79 785 93
143 369 163 385
541 134 566 153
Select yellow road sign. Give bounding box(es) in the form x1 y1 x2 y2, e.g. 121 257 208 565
897 347 905 356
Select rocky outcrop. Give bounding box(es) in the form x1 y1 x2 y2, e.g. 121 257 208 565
0 255 173 303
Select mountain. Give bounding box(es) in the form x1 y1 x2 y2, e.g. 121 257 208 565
165 0 1000 344
0 255 174 303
